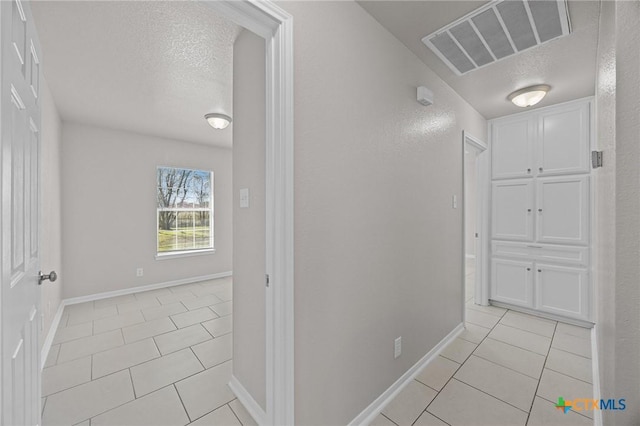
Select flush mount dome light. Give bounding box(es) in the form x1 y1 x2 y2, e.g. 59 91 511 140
508 84 550 107
205 113 232 129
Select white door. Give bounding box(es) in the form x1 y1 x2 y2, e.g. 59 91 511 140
535 263 589 320
491 179 534 241
537 102 590 177
536 176 589 246
491 116 534 180
491 258 533 308
1 0 43 424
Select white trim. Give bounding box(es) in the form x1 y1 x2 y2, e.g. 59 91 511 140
40 302 66 370
202 2 295 425
155 248 216 261
463 131 489 307
229 375 268 426
591 327 603 426
64 272 232 306
490 300 595 328
348 323 465 426
465 254 476 260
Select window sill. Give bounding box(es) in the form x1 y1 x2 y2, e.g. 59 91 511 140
155 248 216 261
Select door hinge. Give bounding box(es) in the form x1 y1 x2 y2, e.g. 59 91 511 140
266 274 270 287
592 151 603 168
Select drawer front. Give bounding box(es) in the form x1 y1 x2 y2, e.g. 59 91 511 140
492 241 589 266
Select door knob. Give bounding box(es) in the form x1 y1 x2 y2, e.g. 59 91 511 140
38 271 57 285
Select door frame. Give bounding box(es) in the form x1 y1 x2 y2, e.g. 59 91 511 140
462 131 489 306
203 2 294 425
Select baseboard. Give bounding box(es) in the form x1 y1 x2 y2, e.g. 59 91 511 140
591 327 603 426
490 300 595 328
229 375 267 425
41 301 66 370
348 323 465 426
465 254 476 259
64 271 233 306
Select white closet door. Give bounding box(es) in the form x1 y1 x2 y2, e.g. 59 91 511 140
536 263 589 320
491 116 534 180
492 180 534 241
491 258 533 307
536 176 589 246
537 102 590 176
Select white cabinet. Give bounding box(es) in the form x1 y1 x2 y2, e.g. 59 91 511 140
492 259 589 321
489 98 592 322
491 258 533 308
537 102 590 176
492 177 589 244
492 180 534 241
491 116 534 179
536 176 590 246
491 101 591 180
536 263 589 320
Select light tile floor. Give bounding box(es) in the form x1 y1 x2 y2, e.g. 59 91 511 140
43 273 594 426
373 304 594 426
42 276 257 426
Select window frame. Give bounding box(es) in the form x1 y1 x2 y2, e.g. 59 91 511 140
155 166 215 259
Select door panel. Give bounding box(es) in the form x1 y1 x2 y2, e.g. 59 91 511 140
492 179 534 241
491 258 533 307
491 117 534 179
2 0 42 423
536 176 589 245
537 102 590 176
536 263 588 320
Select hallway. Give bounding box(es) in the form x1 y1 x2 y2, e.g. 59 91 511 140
373 304 593 426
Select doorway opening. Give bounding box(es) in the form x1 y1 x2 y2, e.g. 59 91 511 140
463 131 488 307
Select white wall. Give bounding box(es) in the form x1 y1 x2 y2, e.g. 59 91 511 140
232 29 266 410
277 2 486 424
40 78 63 346
60 123 232 298
595 1 640 424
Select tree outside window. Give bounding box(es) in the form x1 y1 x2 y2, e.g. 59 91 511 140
157 167 214 254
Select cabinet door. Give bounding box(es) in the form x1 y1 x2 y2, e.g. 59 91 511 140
491 258 533 307
536 176 589 245
491 116 535 179
492 180 534 241
535 263 589 320
537 102 590 176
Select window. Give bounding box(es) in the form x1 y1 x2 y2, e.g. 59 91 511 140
157 166 214 255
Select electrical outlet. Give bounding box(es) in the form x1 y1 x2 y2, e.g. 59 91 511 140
394 336 402 359
136 268 144 277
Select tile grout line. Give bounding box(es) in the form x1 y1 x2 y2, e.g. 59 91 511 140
173 383 192 423
227 401 246 426
423 306 508 418
524 321 558 425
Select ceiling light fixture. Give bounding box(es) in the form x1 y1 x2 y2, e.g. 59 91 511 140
508 84 551 107
204 113 232 130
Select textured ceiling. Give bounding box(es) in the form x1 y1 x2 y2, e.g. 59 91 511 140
359 0 600 119
31 1 240 148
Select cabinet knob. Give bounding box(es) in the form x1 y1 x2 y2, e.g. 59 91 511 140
527 168 531 173
526 267 531 271
538 269 542 273
538 208 543 212
539 167 543 172
527 208 532 212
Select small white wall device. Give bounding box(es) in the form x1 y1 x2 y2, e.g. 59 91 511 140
417 86 434 107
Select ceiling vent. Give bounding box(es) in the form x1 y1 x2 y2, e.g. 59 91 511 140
422 0 571 76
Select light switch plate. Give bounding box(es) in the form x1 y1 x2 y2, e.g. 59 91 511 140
240 188 249 208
